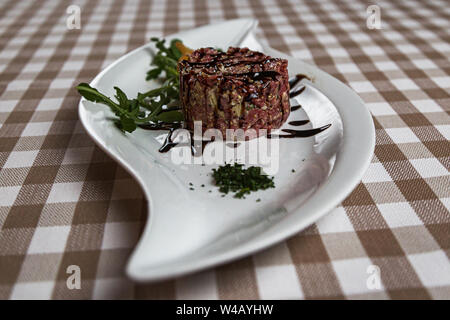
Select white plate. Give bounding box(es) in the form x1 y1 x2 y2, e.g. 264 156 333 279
78 19 375 282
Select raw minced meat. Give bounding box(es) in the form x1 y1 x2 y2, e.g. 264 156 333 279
178 47 290 138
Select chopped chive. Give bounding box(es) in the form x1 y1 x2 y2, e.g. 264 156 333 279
212 163 275 199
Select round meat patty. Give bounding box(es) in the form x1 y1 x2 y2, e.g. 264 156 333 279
178 47 290 138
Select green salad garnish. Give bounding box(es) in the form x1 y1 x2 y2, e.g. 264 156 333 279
76 38 184 133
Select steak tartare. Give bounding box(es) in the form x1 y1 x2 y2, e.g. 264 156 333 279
178 47 290 137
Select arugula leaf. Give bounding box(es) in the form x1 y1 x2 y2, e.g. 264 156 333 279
116 116 137 133
77 83 136 132
77 83 115 106
146 37 182 82
77 83 125 118
146 68 162 80
114 87 130 109
77 37 190 134
156 110 184 122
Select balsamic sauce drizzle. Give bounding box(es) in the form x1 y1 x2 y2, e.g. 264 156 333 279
278 124 332 138
138 122 181 131
156 126 214 156
159 128 178 153
288 120 310 126
289 86 305 98
181 51 280 84
140 74 330 154
288 74 311 88
280 74 331 138
182 51 267 69
228 70 280 81
290 104 302 111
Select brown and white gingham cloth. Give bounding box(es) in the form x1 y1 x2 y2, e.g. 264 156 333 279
0 0 449 299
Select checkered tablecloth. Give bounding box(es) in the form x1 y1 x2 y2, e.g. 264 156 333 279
0 0 449 300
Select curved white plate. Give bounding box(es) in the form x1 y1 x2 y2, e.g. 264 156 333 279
78 19 375 282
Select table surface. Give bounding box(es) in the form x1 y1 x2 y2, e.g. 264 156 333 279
0 0 449 299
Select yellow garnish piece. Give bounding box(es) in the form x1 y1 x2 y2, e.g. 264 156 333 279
175 41 194 61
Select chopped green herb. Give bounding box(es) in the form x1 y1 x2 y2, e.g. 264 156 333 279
256 198 261 202
189 187 194 191
212 163 275 199
189 182 193 186
201 184 205 187
291 169 295 173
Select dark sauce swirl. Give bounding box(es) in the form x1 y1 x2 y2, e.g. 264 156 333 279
288 120 310 126
291 104 302 111
182 51 266 68
141 74 329 154
268 124 332 139
289 86 305 98
159 127 178 153
289 74 311 88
